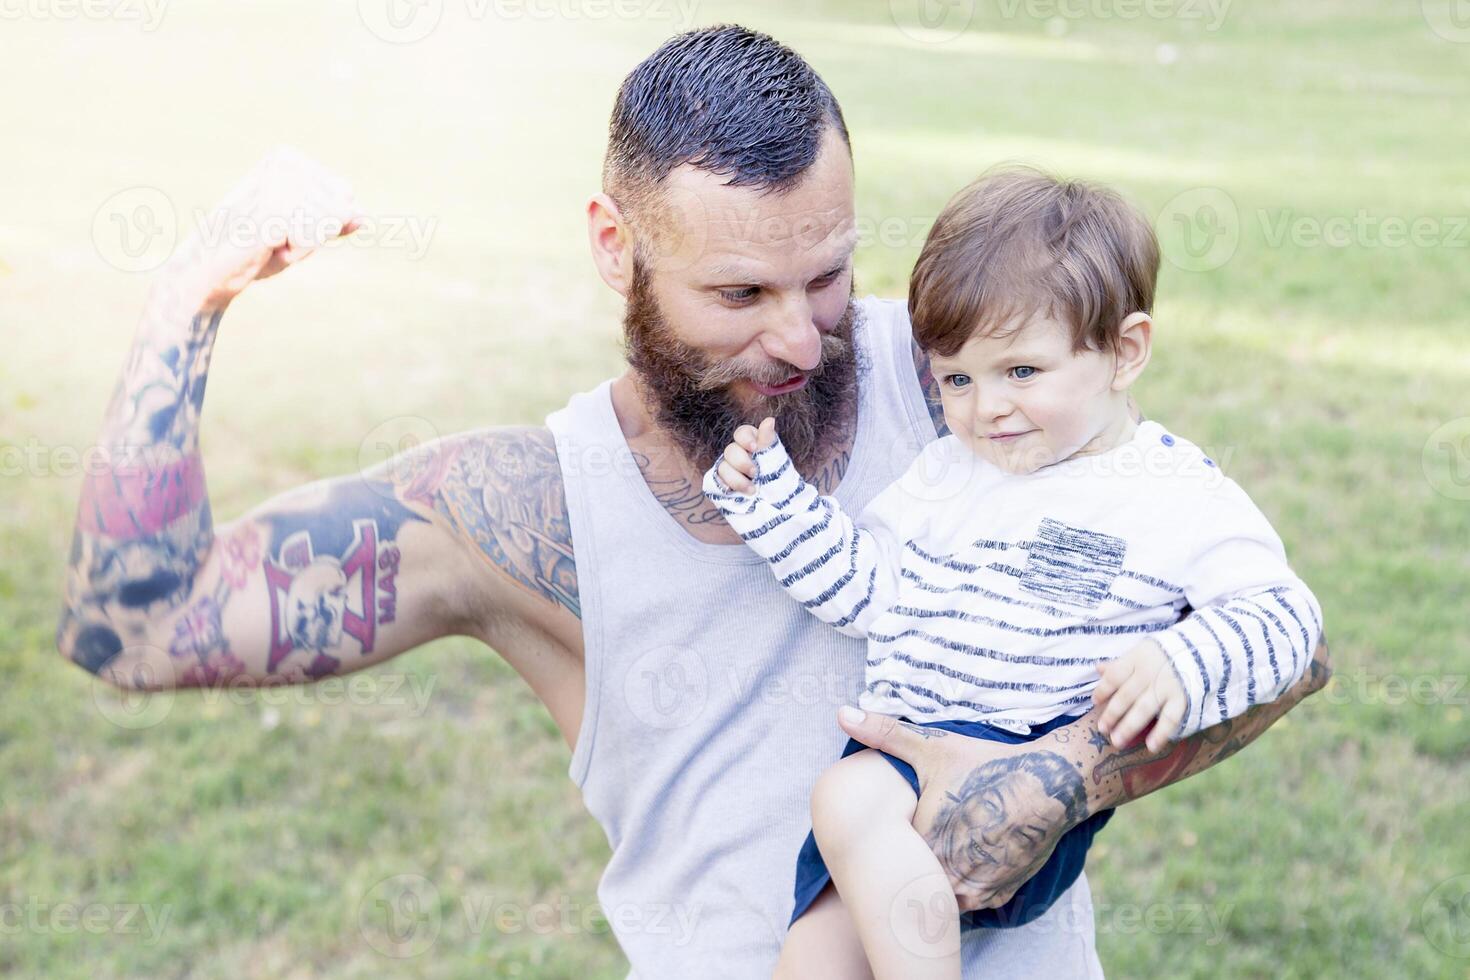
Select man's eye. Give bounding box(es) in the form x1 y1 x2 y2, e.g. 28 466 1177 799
1010 366 1038 380
719 287 759 304
810 269 844 289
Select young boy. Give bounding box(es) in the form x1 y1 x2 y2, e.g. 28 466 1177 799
701 168 1323 979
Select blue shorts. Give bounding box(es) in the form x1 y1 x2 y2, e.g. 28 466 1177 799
790 714 1114 930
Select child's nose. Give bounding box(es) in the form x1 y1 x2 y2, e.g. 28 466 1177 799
974 386 1013 422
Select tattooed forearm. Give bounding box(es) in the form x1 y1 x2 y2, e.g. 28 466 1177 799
920 641 1330 899
1085 639 1332 807
403 427 580 619
58 297 227 676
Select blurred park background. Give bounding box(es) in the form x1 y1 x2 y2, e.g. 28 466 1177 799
2 0 1468 976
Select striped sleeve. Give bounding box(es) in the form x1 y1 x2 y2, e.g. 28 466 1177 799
701 436 902 638
1155 479 1324 739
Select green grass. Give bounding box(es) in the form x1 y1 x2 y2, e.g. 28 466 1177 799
3 1 1467 976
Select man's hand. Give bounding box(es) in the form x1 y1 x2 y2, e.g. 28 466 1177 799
167 145 362 310
1092 640 1187 753
714 416 777 493
834 708 1072 912
833 640 1331 912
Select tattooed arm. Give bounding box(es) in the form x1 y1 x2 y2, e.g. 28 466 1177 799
57 149 581 698
841 639 1332 911
54 279 510 688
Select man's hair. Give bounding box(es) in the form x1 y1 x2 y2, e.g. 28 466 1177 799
603 25 850 229
909 166 1160 358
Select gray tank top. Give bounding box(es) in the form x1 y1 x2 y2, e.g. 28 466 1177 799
546 297 1103 978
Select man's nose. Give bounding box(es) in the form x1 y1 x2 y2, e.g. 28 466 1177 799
758 297 822 373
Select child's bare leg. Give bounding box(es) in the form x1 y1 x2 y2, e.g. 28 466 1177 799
774 883 873 980
811 749 961 980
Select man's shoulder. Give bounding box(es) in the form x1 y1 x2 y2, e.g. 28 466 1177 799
398 425 580 620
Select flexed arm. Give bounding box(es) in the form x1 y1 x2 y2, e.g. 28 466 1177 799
56 149 575 691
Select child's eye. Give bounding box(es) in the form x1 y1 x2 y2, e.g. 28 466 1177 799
943 373 971 389
1010 366 1038 380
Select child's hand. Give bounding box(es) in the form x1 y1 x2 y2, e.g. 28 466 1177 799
1092 641 1187 753
715 416 778 494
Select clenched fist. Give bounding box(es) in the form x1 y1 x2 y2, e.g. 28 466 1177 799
167 146 362 310
716 416 779 494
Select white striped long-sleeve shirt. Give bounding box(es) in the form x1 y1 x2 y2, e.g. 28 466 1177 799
702 420 1323 739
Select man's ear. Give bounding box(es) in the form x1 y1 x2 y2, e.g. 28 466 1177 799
1111 312 1153 390
587 193 635 297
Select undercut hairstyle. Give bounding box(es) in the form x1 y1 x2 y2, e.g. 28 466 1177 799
603 24 850 234
909 166 1160 358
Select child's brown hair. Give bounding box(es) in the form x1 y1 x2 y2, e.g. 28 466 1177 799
909 166 1160 358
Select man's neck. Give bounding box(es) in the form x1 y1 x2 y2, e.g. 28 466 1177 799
609 372 857 543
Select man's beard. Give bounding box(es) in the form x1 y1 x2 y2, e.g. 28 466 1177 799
622 259 862 476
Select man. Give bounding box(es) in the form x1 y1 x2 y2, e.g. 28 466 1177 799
57 25 1329 977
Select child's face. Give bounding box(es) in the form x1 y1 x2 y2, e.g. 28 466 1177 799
928 314 1131 475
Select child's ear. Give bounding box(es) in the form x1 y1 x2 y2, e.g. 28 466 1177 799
1111 312 1153 390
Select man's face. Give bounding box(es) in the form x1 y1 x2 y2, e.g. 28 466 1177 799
622 127 861 473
